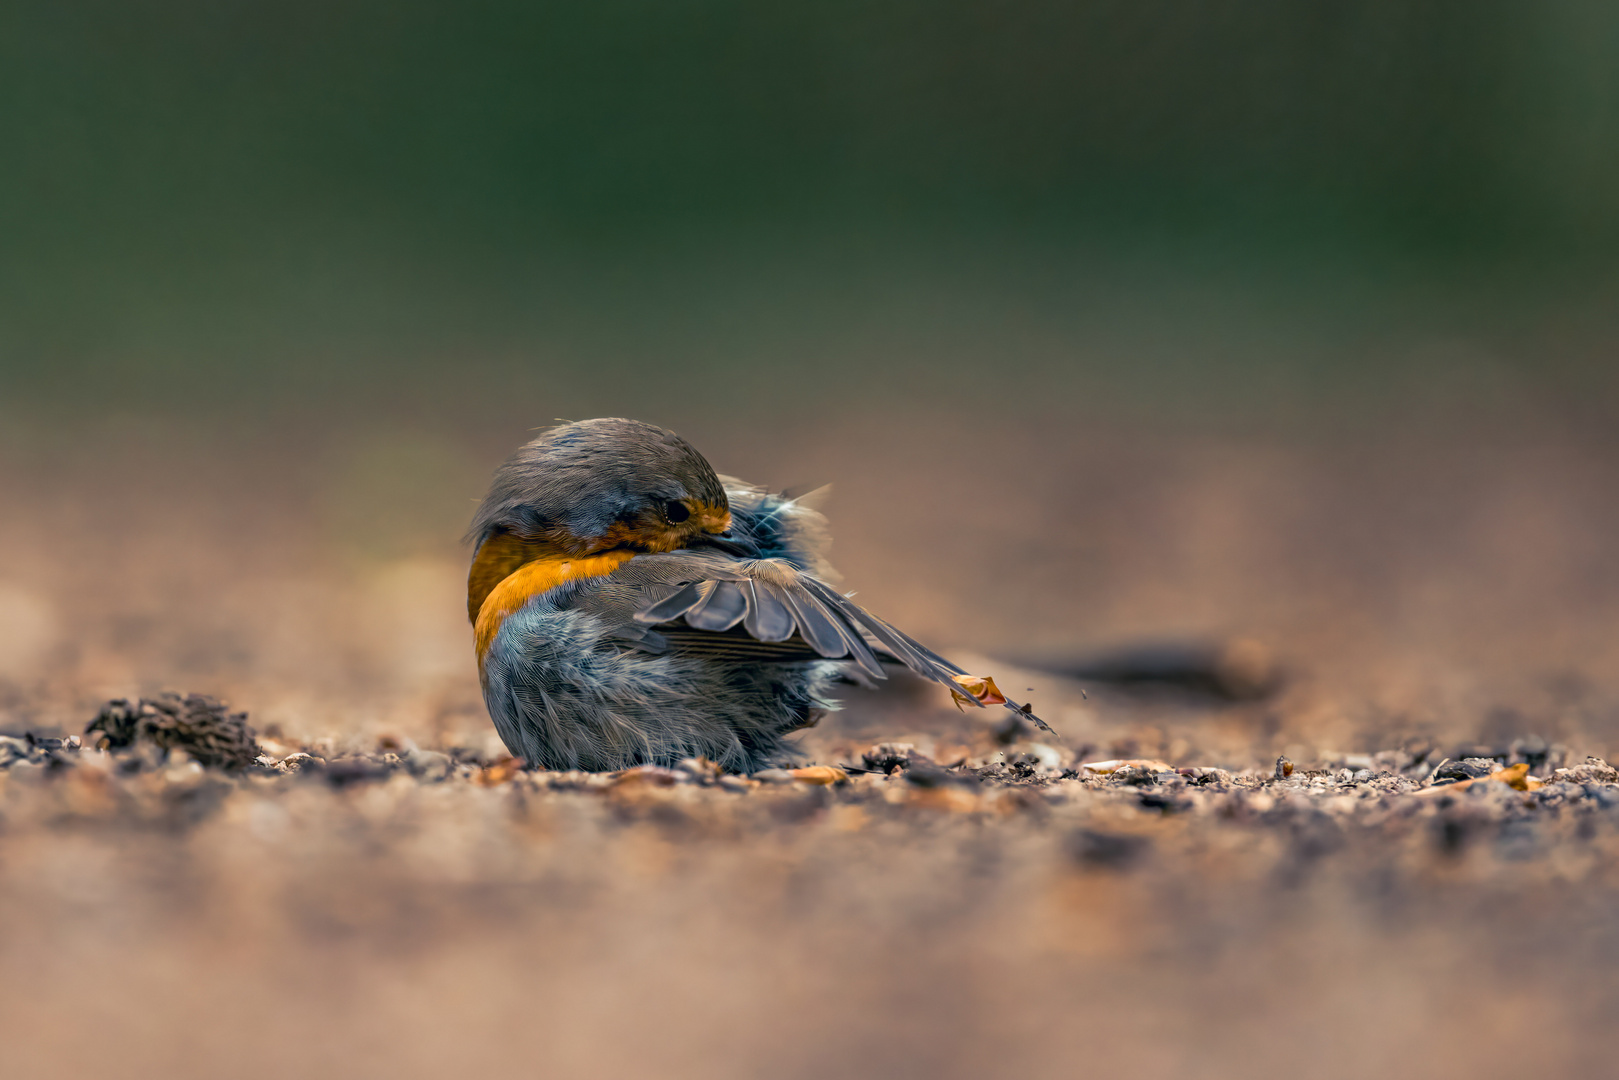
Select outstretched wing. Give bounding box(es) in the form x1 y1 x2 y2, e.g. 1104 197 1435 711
618 553 1052 733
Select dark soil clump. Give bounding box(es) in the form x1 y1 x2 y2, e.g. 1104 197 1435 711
85 692 261 770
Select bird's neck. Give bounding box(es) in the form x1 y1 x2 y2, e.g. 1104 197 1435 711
471 547 637 666
466 532 564 624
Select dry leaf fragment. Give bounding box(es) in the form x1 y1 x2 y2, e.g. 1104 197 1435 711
474 756 525 786
1491 762 1543 791
950 674 1008 709
790 766 848 785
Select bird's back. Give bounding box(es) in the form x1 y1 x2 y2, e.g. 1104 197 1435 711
717 478 836 579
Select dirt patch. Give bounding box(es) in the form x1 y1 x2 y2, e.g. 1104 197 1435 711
5 407 1619 1078
84 693 261 770
3 700 1618 1078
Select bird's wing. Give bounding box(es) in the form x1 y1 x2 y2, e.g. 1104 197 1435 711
617 553 1052 733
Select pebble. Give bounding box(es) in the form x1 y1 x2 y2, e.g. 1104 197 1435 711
405 749 453 782
752 769 796 784
1436 758 1499 782
1008 743 1064 774
275 752 322 775
1112 765 1160 787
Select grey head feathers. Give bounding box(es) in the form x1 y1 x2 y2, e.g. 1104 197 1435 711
468 418 729 547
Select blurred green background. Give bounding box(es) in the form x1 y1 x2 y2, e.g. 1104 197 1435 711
3 0 1617 428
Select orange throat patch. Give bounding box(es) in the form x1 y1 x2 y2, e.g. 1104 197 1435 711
471 548 636 667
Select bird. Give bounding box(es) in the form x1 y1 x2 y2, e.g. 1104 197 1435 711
466 417 1047 773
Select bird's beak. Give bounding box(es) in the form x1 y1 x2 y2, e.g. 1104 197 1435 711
689 529 759 557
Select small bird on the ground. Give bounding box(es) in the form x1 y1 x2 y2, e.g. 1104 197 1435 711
467 418 1045 772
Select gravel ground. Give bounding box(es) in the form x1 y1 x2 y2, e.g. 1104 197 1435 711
4 690 1619 1079
5 410 1619 1078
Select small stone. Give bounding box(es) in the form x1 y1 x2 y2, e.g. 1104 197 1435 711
275 752 322 775
1006 743 1064 775
752 769 795 783
1180 767 1233 786
404 749 453 782
1112 765 1159 787
860 743 918 774
1435 758 1497 782
1275 757 1294 780
1553 757 1619 785
675 757 721 782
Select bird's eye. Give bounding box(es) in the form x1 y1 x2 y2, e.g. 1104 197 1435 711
663 500 691 524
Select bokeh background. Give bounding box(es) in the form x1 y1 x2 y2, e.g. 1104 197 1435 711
3 6 1619 1076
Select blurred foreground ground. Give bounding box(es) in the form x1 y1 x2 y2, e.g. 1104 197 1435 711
2 395 1619 1078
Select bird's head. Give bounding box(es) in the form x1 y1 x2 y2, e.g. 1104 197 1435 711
468 418 741 559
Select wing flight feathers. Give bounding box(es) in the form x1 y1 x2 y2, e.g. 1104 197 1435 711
629 555 1051 732
776 586 848 659
742 582 796 642
685 580 749 632
639 582 709 623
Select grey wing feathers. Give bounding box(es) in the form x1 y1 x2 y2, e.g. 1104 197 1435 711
685 581 749 631
742 582 797 643
639 583 709 624
625 554 1052 733
640 572 831 654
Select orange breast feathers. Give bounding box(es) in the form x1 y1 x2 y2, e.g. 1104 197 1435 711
471 548 636 665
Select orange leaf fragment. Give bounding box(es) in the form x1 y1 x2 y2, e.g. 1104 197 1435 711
950 674 1008 709
1491 762 1542 791
474 756 525 786
790 766 848 785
